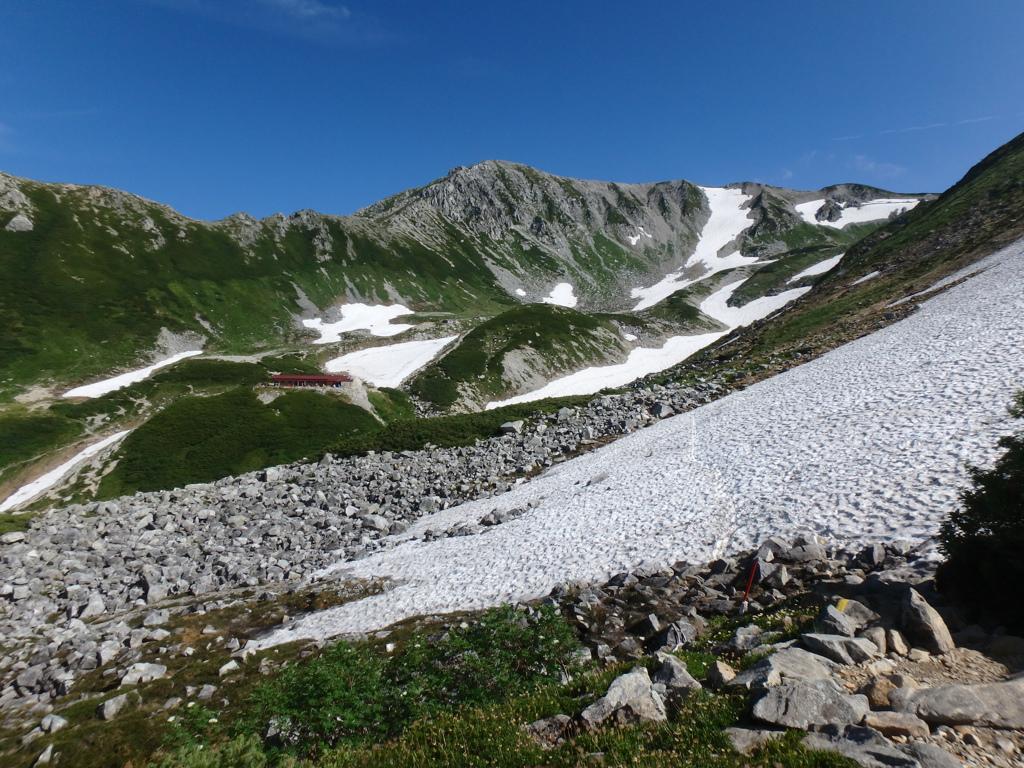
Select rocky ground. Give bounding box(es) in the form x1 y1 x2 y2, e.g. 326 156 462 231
0 380 726 739
524 537 1024 768
2 374 1023 766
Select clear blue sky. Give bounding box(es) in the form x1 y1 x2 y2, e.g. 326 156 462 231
2 1 1022 221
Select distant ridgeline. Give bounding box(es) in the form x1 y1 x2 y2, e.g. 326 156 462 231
7 127 1024 505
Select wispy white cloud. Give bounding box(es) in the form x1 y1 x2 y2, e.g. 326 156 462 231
260 0 350 20
878 122 947 135
853 154 906 179
136 0 386 45
781 168 793 180
834 116 998 142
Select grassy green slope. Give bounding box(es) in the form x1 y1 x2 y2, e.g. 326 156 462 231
409 304 628 410
0 180 515 398
98 388 381 496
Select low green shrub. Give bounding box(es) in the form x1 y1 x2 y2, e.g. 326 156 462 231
99 388 381 495
394 604 582 711
151 734 298 768
238 605 581 760
241 641 398 758
329 395 591 457
938 389 1024 631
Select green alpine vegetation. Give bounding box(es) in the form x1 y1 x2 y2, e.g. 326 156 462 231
408 304 628 410
97 388 381 496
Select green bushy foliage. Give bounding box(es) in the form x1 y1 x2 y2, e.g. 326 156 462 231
938 390 1024 631
394 604 582 711
238 605 581 760
329 395 591 456
100 388 380 495
366 388 416 423
151 734 298 768
0 412 84 471
151 360 268 385
242 641 398 757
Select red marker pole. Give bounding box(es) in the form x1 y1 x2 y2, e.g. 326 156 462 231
739 560 760 615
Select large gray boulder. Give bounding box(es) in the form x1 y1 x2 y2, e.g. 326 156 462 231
889 673 1024 729
801 633 881 666
652 652 701 691
4 213 33 232
901 589 955 654
120 662 167 686
729 647 841 691
579 667 666 730
752 679 869 729
801 724 959 768
96 693 129 720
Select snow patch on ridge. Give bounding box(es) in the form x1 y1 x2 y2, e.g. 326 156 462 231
303 303 416 342
795 198 919 229
487 276 810 408
325 337 458 388
631 186 757 311
787 254 845 284
62 351 202 399
541 283 578 308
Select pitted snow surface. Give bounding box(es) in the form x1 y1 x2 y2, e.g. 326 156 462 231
261 241 1024 646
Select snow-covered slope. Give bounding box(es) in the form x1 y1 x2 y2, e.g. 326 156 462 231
261 238 1024 646
631 186 758 311
794 198 919 229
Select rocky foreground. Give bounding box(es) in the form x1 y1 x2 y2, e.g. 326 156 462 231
2 375 1023 766
0 382 725 724
526 536 1024 768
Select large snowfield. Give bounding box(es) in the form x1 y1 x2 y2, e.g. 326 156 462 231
794 198 920 229
325 336 458 388
302 303 416 342
260 239 1024 646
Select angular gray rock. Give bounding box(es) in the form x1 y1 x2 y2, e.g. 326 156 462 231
901 589 955 654
801 725 922 768
889 674 1024 729
729 647 841 691
752 679 869 729
801 633 881 666
521 714 572 749
579 667 666 730
724 727 784 755
4 213 33 232
706 660 737 688
120 662 167 686
96 693 129 720
652 652 701 691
